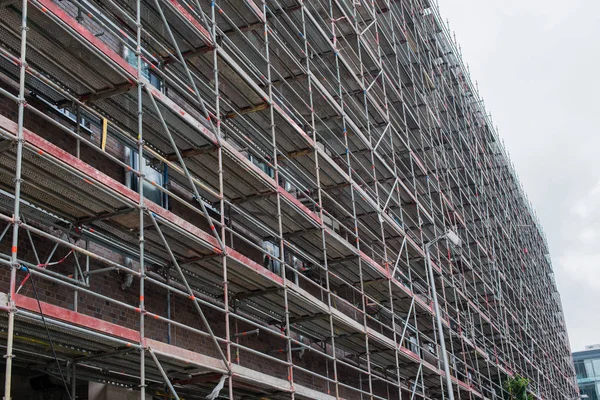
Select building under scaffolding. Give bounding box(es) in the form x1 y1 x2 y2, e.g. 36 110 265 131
0 0 578 398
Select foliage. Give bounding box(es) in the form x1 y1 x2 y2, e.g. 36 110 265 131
503 376 534 400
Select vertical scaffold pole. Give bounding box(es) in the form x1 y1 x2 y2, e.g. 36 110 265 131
261 0 294 394
299 2 339 397
328 0 375 395
135 0 146 396
3 0 28 397
210 1 233 397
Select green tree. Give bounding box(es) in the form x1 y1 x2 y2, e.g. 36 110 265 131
503 376 534 400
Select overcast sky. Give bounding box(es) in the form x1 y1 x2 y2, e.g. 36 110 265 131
438 0 600 352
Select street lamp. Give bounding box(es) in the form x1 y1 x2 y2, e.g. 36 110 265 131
425 229 462 400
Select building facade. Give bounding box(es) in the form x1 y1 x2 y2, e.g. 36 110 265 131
574 346 600 400
0 0 577 399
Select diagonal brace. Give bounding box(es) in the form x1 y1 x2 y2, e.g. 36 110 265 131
391 236 407 279
145 85 225 252
399 297 415 348
0 222 10 243
381 178 399 213
409 362 423 400
153 0 221 146
148 347 181 400
148 212 231 373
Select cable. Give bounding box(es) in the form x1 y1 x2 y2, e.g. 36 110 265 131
21 266 73 400
16 250 73 294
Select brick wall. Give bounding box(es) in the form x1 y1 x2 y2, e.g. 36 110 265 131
0 77 384 396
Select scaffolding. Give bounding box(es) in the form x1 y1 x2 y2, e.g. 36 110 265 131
0 0 578 398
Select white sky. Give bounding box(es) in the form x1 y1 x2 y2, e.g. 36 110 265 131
438 0 600 352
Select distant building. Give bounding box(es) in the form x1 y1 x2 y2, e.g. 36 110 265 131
573 345 600 399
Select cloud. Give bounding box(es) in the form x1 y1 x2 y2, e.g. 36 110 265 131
556 179 600 289
571 181 600 220
578 228 596 245
441 0 600 352
558 252 600 290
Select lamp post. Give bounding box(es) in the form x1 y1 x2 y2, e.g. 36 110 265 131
425 230 462 400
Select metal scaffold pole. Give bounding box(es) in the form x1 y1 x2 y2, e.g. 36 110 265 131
208 1 233 397
3 0 28 396
134 0 147 397
298 1 340 397
262 0 295 394
426 241 454 400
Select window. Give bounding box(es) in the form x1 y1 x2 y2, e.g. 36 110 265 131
587 359 597 379
593 359 600 378
36 94 92 134
249 153 274 179
393 215 404 229
289 254 306 273
284 180 293 194
262 240 280 275
576 360 588 379
123 46 161 88
59 107 91 131
580 384 600 400
126 148 164 207
408 336 419 355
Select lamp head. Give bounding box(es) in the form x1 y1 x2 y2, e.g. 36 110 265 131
446 230 462 248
